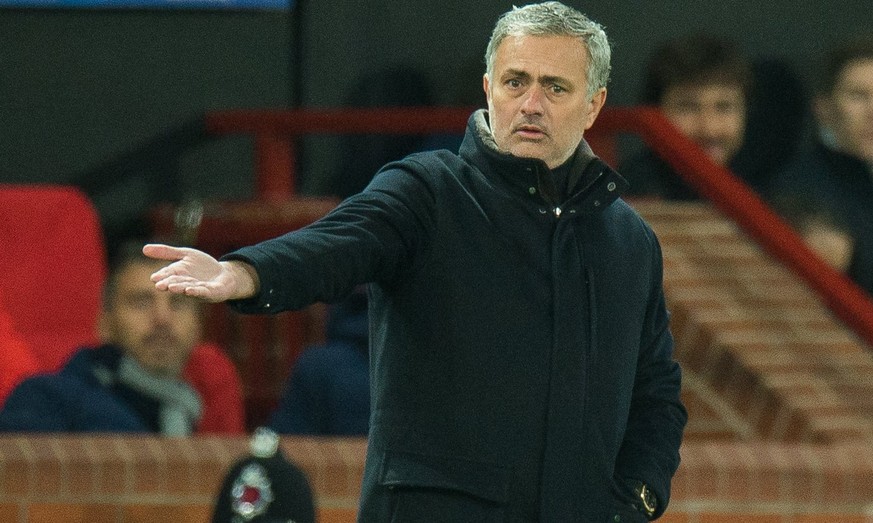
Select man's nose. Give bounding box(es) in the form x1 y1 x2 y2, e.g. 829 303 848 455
697 110 728 138
864 94 873 116
151 298 174 325
521 86 545 115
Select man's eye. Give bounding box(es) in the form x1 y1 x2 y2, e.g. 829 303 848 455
507 79 522 88
844 89 872 102
126 296 152 309
551 84 566 94
170 295 198 311
666 101 699 115
714 101 741 114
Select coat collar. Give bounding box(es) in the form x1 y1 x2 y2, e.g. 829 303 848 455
459 109 627 214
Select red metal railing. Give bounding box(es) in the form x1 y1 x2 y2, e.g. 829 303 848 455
206 107 476 200
203 105 873 351
595 107 873 348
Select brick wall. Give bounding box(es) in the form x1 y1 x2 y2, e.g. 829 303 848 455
2 201 873 522
638 201 873 521
1 435 872 522
637 201 873 445
0 435 364 523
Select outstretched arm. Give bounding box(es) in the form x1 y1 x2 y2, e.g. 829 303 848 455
143 244 261 303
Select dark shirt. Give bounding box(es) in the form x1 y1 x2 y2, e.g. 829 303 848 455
766 140 873 297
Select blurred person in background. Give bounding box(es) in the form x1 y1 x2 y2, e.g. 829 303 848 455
620 34 752 200
766 37 873 296
268 286 370 436
0 242 244 435
621 34 809 201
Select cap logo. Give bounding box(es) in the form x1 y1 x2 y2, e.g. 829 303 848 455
231 463 274 521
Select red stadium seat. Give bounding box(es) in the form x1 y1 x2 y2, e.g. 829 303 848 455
0 184 107 371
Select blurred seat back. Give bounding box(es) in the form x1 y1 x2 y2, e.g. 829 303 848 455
0 184 107 371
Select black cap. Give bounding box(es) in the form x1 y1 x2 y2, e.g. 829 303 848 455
212 427 316 523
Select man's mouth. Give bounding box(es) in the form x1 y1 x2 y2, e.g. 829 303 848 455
144 332 180 348
515 125 547 139
697 141 729 164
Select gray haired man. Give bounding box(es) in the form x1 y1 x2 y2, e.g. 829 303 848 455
147 2 687 520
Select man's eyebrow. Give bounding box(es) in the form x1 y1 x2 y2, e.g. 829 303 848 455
502 68 531 80
121 289 154 300
502 69 574 86
540 74 573 87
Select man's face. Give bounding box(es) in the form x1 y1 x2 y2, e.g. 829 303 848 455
660 83 747 166
484 34 606 169
817 59 873 163
99 260 201 378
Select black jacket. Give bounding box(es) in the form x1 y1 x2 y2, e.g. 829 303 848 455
766 140 873 297
227 110 687 522
1 346 167 432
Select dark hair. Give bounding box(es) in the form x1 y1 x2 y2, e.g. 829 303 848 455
640 34 752 105
102 240 163 309
817 37 873 95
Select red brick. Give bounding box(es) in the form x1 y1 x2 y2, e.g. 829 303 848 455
697 514 782 523
318 507 358 523
0 454 31 498
0 504 21 523
121 503 211 523
28 503 117 523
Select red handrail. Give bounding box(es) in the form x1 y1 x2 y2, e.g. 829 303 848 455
597 107 873 348
206 107 475 200
204 106 873 349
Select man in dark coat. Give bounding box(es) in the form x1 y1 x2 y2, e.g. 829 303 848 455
146 2 687 520
766 37 873 298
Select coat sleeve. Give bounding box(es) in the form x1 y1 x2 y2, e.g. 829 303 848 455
224 160 437 314
615 231 687 519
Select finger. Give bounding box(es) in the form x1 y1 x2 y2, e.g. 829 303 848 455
150 264 190 283
153 274 202 290
143 243 188 261
183 285 217 301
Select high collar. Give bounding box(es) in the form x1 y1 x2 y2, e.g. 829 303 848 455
459 109 627 213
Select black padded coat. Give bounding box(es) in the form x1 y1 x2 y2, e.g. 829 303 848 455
227 110 687 522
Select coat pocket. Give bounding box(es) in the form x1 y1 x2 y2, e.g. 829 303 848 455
378 449 510 505
609 475 649 523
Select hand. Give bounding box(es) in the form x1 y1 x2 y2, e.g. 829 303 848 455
143 244 259 303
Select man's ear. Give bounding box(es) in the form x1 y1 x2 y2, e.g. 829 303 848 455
483 73 492 105
584 87 608 130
